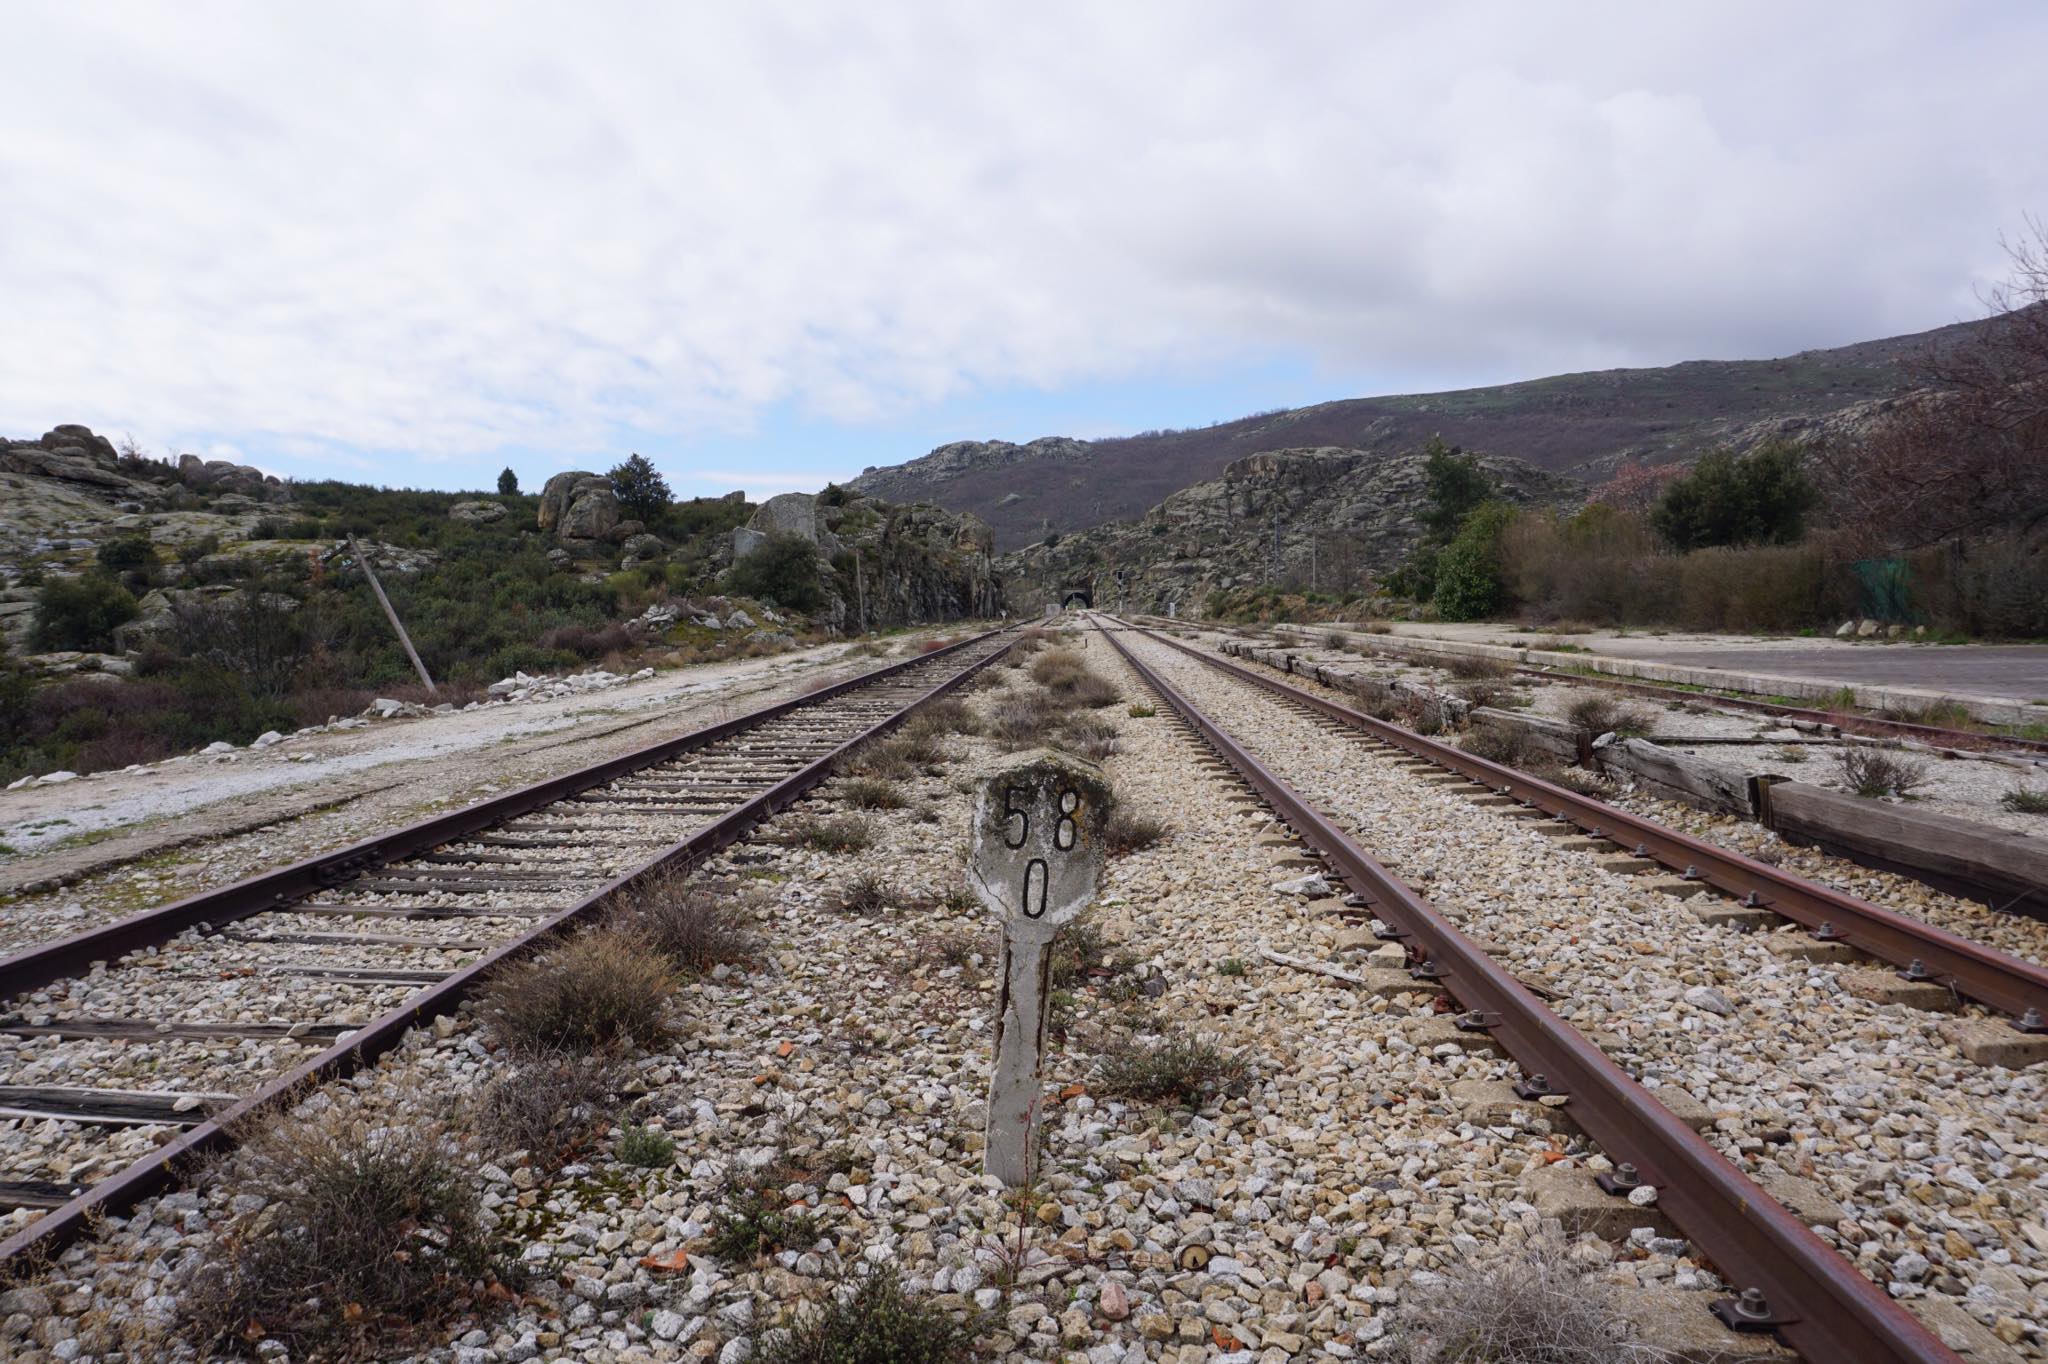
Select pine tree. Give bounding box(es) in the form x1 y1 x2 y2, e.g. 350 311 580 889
497 467 519 496
608 454 672 522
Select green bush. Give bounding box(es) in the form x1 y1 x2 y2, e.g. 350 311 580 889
95 535 153 571
724 532 825 611
30 573 138 651
1651 441 1817 551
1432 502 1517 621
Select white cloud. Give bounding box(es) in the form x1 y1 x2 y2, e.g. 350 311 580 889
0 1 2041 472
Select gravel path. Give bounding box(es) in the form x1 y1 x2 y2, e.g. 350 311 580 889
1123 627 2048 1359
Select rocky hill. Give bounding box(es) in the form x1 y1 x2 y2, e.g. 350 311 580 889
850 313 1994 550
999 445 1580 614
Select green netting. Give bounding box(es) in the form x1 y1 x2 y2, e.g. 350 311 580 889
1851 557 1915 623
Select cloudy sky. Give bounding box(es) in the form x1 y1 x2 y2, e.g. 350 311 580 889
3 3 2043 498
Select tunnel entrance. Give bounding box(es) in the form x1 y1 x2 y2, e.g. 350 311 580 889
1059 588 1093 610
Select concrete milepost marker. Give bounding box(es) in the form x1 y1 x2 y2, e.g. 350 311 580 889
968 748 1113 1187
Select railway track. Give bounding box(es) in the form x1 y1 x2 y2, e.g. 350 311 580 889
0 628 1014 1270
1099 616 2048 1364
1254 620 2048 757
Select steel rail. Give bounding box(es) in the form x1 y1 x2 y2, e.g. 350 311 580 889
0 630 1014 1271
1097 618 1959 1364
0 629 1000 1001
1253 621 2048 757
1127 621 2048 1026
1510 668 2048 757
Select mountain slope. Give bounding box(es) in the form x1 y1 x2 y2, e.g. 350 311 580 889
850 313 1991 550
997 445 1582 615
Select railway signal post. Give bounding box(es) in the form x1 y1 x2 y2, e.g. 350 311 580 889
968 749 1111 1187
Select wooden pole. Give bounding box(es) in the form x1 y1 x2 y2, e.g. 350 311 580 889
348 535 436 694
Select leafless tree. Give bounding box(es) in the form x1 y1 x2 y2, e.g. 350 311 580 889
1812 217 2048 549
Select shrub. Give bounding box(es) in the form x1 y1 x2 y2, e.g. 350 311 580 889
906 696 982 737
1098 1035 1246 1105
1460 722 1530 768
1564 695 1653 737
1652 441 1817 551
480 927 676 1052
30 572 138 651
1217 958 1246 977
759 1266 979 1364
168 590 319 699
708 1171 821 1261
1388 1236 1670 1364
724 532 824 612
840 776 908 809
613 871 754 973
478 1049 622 1167
1441 653 1510 680
540 621 636 659
1432 502 1518 621
1836 747 1930 799
1057 712 1120 761
95 535 153 571
838 871 893 914
987 693 1056 750
794 814 875 853
615 1125 676 1169
2001 787 2048 815
1455 680 1512 710
1050 914 1131 990
184 1108 495 1358
1127 703 1156 718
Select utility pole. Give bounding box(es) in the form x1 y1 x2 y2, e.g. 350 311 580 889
349 535 435 694
853 547 867 632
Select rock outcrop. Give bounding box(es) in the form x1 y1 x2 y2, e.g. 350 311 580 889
536 471 624 551
448 499 507 524
999 445 1581 613
727 489 1003 628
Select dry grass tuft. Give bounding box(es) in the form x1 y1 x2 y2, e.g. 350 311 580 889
1836 746 1930 798
2001 786 2048 814
1103 806 1167 856
1564 695 1654 738
1097 1034 1246 1106
184 1107 497 1359
612 871 756 974
1441 653 1512 680
1389 1236 1675 1363
837 871 894 915
757 1266 980 1364
792 814 877 853
1461 722 1531 768
477 1048 623 1167
987 693 1057 750
840 775 910 810
1058 712 1120 761
480 927 676 1053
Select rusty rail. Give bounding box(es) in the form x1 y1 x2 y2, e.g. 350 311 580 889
1256 620 2048 756
1130 622 2048 1026
0 629 1014 1271
1098 618 1959 1364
